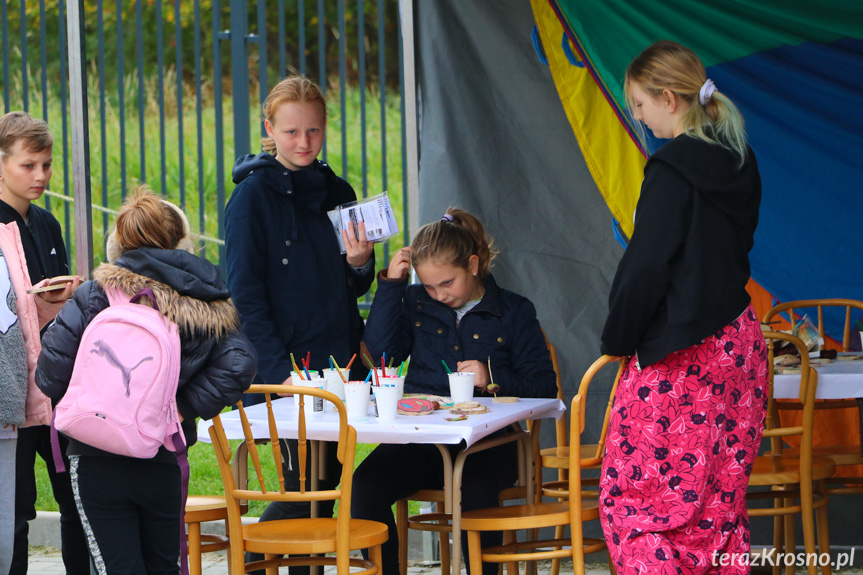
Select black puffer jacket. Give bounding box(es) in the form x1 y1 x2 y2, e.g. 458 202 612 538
36 248 257 459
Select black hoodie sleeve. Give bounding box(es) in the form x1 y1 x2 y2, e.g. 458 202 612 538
175 329 257 423
600 160 692 358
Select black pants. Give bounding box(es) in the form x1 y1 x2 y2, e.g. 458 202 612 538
71 455 182 575
247 438 341 575
12 425 89 575
351 441 518 575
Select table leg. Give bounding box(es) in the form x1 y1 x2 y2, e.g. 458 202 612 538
433 445 456 575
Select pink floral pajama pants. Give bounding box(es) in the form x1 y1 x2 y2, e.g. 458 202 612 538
599 306 768 575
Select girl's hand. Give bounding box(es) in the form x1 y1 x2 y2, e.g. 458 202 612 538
36 276 82 304
457 360 489 391
387 247 413 280
343 220 374 268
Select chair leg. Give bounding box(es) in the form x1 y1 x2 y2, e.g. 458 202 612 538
396 499 409 575
467 530 485 575
800 483 818 575
815 482 832 575
551 524 564 575
370 544 384 575
187 521 203 575
503 529 518 575
784 496 796 575
605 549 616 575
772 496 783 575
265 554 279 575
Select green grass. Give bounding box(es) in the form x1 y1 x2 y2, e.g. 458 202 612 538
10 73 407 275
34 440 384 518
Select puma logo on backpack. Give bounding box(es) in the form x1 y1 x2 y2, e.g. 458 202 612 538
54 287 185 458
90 340 153 397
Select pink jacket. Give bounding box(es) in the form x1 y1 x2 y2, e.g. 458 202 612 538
0 221 65 427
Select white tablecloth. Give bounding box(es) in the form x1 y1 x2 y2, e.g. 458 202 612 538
774 355 863 399
197 396 565 447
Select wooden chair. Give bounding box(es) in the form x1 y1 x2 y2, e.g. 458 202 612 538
459 355 625 575
184 495 231 575
747 331 835 575
535 348 624 575
763 299 863 497
208 384 389 575
394 422 535 575
394 338 557 575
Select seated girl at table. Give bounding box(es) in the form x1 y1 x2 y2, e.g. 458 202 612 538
353 208 557 575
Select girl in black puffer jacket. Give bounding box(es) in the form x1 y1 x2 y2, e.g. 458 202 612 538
36 187 257 575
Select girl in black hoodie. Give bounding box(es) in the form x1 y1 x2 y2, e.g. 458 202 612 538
36 188 257 574
599 41 767 575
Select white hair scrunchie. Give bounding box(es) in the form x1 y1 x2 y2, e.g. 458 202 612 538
699 79 717 105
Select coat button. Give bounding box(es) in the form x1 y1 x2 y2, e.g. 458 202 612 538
282 258 289 265
418 304 423 310
283 171 288 175
437 328 443 334
285 240 292 247
454 345 459 351
473 334 480 340
497 337 503 343
415 321 421 327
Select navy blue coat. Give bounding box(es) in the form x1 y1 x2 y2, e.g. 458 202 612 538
363 272 556 399
225 154 374 384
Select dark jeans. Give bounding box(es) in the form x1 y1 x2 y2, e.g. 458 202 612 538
72 456 182 575
12 425 89 575
351 441 518 575
247 438 341 575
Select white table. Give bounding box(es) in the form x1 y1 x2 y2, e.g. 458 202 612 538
774 354 863 459
197 396 565 575
773 355 863 400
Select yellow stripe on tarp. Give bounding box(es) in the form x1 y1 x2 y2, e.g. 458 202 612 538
530 0 644 238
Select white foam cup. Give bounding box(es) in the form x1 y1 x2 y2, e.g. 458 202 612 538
373 384 400 421
344 381 371 419
448 372 476 403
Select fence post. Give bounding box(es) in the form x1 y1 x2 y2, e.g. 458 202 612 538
67 0 94 278
230 0 251 157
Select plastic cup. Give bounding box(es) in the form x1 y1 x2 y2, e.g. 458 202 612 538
448 372 476 403
374 367 399 379
291 372 324 412
321 368 347 408
344 381 371 419
381 375 405 400
373 384 400 421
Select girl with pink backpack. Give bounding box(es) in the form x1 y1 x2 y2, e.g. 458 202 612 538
35 187 257 574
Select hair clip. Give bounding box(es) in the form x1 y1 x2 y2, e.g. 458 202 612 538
441 214 454 222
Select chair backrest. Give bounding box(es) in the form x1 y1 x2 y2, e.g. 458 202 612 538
763 298 863 352
761 331 818 461
546 339 567 449
576 355 626 468
208 384 358 569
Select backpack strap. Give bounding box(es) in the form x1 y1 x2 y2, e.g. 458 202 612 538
49 411 66 473
172 431 190 575
130 287 160 312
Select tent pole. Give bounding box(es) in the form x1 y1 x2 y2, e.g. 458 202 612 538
66 0 94 278
398 0 419 240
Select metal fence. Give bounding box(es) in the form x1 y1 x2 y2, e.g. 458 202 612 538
0 0 408 307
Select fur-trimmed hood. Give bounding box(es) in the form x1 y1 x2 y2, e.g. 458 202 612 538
93 247 240 340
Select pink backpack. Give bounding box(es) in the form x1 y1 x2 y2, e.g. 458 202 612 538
54 287 185 458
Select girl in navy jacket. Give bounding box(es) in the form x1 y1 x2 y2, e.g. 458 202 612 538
224 76 374 574
354 208 556 575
